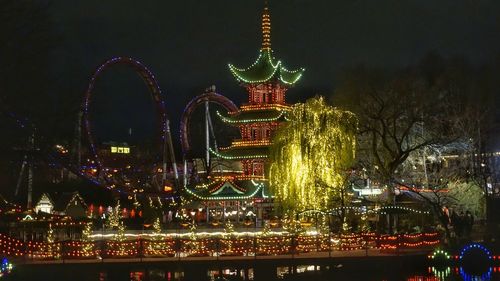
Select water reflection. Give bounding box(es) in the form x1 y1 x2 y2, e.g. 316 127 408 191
459 267 492 281
7 265 500 281
207 269 253 281
127 270 184 281
430 266 451 280
105 266 500 281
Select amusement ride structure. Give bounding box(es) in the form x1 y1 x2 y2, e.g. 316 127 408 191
179 87 238 186
80 56 178 194
7 2 306 220
3 6 496 280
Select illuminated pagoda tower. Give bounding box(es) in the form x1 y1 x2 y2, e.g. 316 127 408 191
186 2 304 224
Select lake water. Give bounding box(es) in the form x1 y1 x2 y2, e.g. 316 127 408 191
5 264 500 281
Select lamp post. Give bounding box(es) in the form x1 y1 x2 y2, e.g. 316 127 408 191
198 207 203 225
190 210 196 224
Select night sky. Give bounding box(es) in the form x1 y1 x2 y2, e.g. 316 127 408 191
47 0 500 145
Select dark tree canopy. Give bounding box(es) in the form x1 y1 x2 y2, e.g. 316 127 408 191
332 54 498 198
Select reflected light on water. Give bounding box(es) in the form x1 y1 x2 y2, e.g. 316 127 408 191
11 264 500 281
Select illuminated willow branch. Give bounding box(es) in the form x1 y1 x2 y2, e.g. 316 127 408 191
269 96 357 212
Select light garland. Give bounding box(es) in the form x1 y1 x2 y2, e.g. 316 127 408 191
210 180 246 194
0 232 441 259
228 49 304 85
220 139 272 149
431 266 451 280
185 182 263 200
208 147 268 160
378 205 431 215
217 110 285 124
239 103 291 112
0 257 13 276
110 221 128 256
459 243 492 260
269 97 357 212
227 4 304 86
460 266 492 281
45 224 61 259
81 221 95 257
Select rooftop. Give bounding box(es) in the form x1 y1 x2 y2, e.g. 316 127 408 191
228 3 304 86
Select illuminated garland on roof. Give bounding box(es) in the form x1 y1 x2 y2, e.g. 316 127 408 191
280 65 305 85
227 3 304 85
228 49 305 85
239 103 291 111
229 48 278 71
185 183 263 200
210 180 246 194
236 175 266 180
217 110 285 124
219 139 272 151
208 147 268 160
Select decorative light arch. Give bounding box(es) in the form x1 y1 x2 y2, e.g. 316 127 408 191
429 249 451 260
459 243 492 260
298 209 328 216
179 91 238 157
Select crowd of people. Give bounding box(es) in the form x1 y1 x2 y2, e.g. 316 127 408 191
450 210 475 238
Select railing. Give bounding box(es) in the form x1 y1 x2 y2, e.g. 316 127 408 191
0 232 440 260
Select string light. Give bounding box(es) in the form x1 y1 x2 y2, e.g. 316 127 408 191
0 231 440 258
269 97 357 212
239 103 291 111
217 110 286 124
378 205 431 215
219 140 272 151
185 182 263 200
459 243 492 260
227 2 304 85
228 49 305 85
0 258 13 276
208 147 267 160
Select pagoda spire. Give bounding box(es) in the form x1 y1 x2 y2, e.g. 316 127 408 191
228 0 304 86
261 1 272 51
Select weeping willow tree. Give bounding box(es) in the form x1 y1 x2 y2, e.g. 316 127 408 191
269 96 357 213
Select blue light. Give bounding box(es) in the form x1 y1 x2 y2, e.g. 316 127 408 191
459 243 492 261
460 266 492 281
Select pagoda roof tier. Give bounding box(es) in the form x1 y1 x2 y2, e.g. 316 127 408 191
229 49 304 86
209 146 269 160
217 108 288 125
185 179 272 201
240 103 291 111
228 139 272 148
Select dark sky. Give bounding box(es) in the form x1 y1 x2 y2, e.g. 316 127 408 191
47 0 500 145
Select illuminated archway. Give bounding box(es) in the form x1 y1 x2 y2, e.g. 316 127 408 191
459 243 492 260
429 249 451 260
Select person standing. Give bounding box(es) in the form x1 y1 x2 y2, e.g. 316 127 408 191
465 210 474 238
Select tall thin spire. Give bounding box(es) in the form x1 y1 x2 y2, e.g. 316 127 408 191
261 1 271 51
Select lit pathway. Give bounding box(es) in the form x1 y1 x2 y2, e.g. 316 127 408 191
17 248 431 265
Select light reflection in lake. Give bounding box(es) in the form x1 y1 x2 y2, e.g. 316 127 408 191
6 265 500 280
